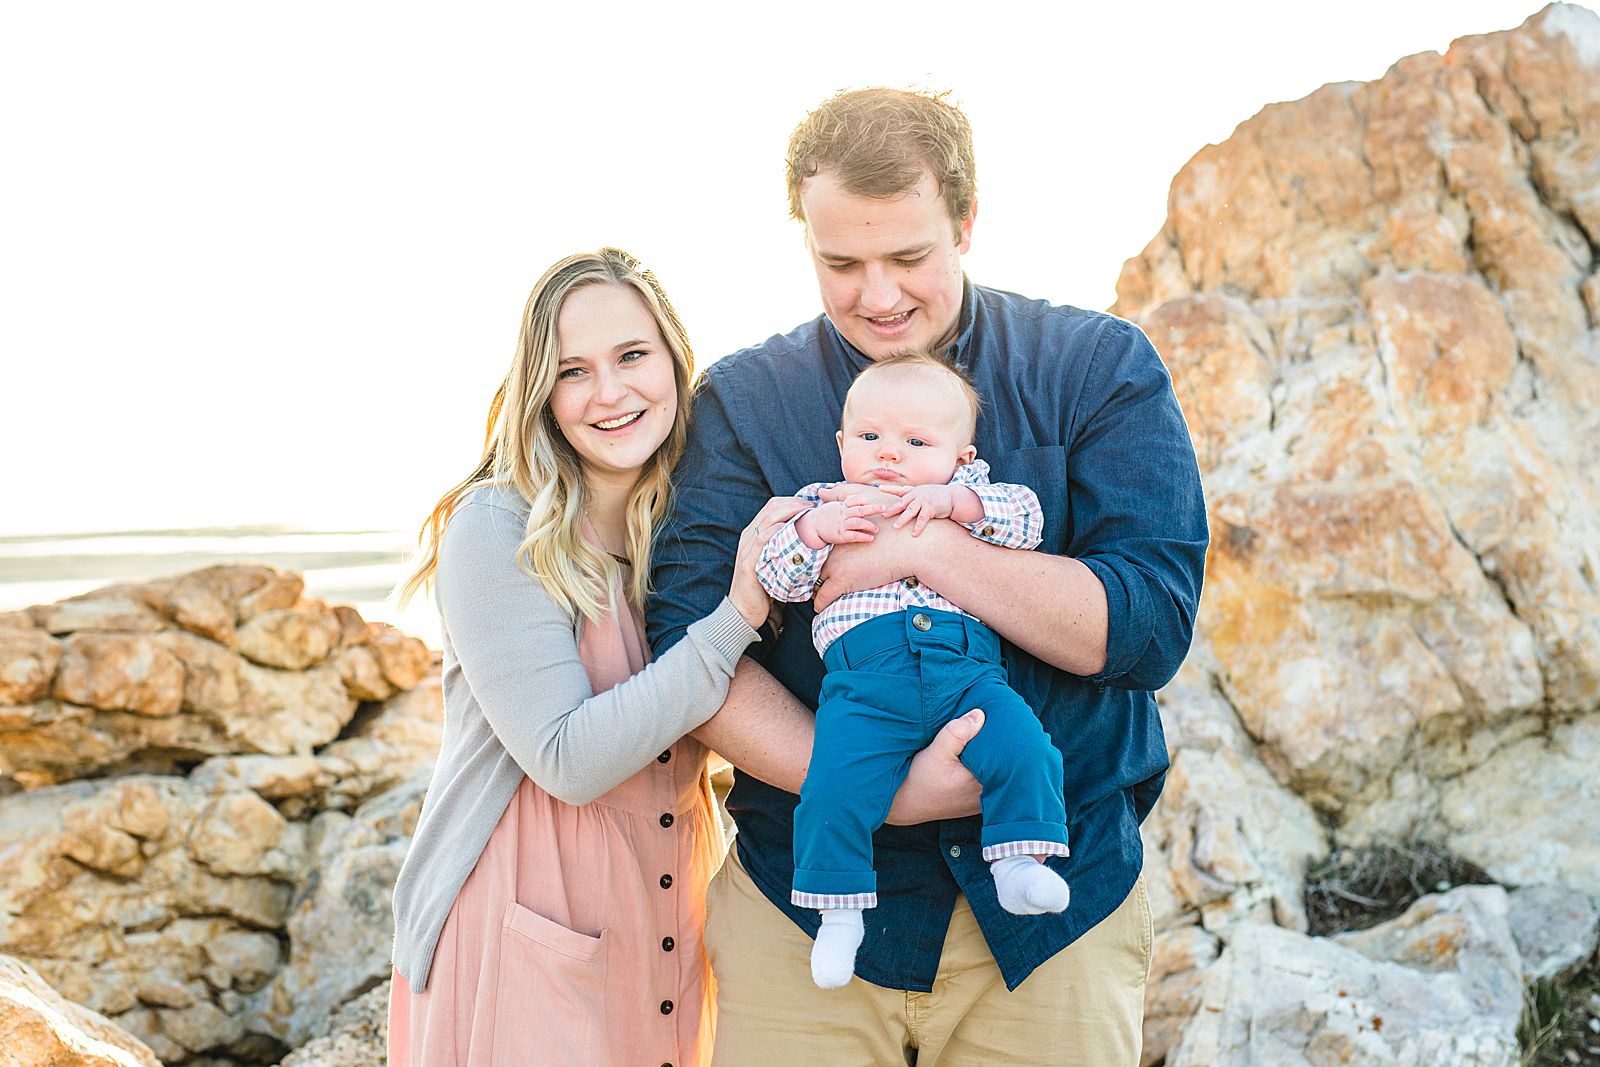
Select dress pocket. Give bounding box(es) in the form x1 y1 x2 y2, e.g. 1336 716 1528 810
493 901 609 1067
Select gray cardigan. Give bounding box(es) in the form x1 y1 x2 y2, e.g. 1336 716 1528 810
390 486 757 990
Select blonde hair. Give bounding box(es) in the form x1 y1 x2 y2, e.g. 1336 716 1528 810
398 248 694 621
848 349 982 435
786 87 977 237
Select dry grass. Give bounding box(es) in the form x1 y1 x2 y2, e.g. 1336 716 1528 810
1520 957 1600 1066
1303 840 1494 937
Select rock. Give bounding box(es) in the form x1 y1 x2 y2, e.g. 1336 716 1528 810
0 776 300 1060
366 624 430 691
250 774 425 1048
1168 887 1523 1066
33 594 169 636
315 671 442 812
275 980 390 1067
1506 884 1600 982
236 573 305 623
1437 715 1600 893
1142 925 1221 1067
237 605 343 671
0 953 161 1067
53 633 185 717
0 629 61 705
1148 657 1328 932
1114 5 1600 887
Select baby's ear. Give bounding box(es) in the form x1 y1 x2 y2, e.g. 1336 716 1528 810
836 430 845 453
959 444 977 465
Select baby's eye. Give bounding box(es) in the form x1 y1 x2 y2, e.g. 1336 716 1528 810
908 438 927 448
861 432 878 441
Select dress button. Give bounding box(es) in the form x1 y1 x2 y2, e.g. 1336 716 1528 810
904 577 919 589
660 874 673 889
660 999 674 1015
949 845 961 858
791 552 805 565
912 613 932 631
657 750 671 764
659 812 674 828
981 524 995 537
662 936 676 951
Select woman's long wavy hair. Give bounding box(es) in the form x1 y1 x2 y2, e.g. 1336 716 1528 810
398 248 695 622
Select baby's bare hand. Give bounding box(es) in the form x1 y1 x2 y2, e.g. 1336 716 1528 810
805 500 884 545
883 485 956 535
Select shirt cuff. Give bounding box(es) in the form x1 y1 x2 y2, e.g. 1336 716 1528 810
1077 555 1155 685
685 598 761 670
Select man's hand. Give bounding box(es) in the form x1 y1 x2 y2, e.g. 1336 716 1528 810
885 709 985 825
814 515 963 611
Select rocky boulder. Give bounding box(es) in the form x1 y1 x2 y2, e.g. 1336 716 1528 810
0 954 161 1067
0 564 440 1064
1120 6 1600 1062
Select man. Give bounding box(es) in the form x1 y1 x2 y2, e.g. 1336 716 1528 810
648 88 1206 1066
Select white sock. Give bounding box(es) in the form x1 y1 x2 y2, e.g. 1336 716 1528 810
811 908 865 989
992 856 1070 915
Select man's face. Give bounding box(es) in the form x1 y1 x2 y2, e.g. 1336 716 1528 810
800 168 973 361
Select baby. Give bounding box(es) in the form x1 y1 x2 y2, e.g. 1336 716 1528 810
757 350 1071 989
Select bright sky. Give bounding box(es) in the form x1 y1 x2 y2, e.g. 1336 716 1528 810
2 1 1548 537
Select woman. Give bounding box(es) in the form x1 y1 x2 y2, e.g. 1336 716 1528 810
387 248 804 1067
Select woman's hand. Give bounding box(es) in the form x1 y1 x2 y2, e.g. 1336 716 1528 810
884 709 986 825
729 496 812 628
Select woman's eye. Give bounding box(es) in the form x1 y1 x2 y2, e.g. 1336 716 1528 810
557 367 584 380
621 349 647 364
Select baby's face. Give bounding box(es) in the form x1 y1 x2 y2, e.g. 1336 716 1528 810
836 366 977 487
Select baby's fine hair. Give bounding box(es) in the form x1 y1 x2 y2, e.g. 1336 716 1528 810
847 349 983 430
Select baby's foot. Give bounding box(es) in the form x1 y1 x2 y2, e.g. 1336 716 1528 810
811 908 865 989
992 856 1070 915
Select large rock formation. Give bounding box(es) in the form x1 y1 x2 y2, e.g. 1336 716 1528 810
1118 5 1600 1062
0 566 437 1064
0 954 161 1067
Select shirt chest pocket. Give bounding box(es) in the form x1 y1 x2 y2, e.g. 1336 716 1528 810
987 445 1070 554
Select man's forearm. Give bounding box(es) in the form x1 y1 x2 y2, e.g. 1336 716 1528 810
689 656 814 793
918 529 1109 677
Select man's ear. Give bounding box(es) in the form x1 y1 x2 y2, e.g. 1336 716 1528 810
956 198 977 255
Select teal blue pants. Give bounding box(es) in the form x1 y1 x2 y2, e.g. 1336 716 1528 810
791 608 1070 908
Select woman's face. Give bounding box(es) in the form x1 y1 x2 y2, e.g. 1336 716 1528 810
548 283 679 492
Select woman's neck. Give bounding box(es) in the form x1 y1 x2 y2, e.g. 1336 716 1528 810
583 476 634 557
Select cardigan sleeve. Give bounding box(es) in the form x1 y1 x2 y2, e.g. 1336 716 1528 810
435 498 758 806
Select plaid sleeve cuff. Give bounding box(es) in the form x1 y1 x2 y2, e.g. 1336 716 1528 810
956 464 1044 550
757 516 831 602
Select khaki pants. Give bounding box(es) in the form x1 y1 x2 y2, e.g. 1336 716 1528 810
704 845 1152 1066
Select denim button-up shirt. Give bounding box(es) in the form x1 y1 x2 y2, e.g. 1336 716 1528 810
647 282 1208 992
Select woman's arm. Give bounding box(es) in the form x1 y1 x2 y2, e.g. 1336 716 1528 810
437 499 759 806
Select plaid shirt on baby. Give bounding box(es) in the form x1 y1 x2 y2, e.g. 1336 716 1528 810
756 460 1043 655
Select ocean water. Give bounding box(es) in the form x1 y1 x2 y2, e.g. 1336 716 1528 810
0 526 442 648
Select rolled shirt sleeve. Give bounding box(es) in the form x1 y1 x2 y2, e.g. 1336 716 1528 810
1067 321 1208 691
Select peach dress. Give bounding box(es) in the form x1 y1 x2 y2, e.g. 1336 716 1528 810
388 573 724 1067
